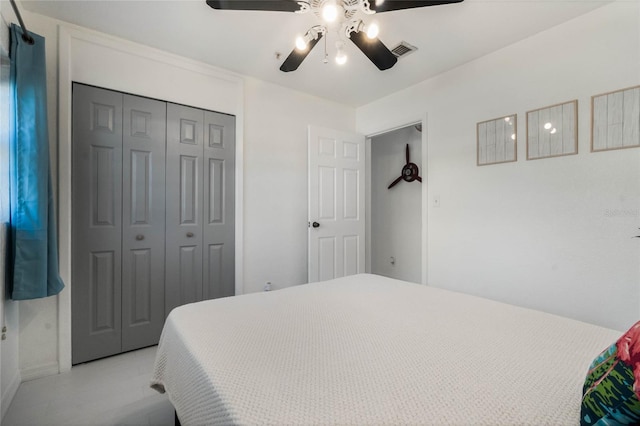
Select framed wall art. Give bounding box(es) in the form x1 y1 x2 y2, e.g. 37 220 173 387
526 100 577 160
591 85 640 152
477 114 517 166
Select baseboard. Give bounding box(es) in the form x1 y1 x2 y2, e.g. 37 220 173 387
20 362 59 382
1 369 21 420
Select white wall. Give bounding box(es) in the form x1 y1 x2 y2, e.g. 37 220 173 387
243 78 354 293
370 126 422 283
0 7 21 418
357 1 640 331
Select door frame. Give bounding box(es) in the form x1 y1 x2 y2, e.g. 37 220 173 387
365 114 428 285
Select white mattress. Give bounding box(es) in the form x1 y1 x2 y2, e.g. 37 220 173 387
151 274 620 425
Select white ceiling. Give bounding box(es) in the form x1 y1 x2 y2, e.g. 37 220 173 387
21 0 611 106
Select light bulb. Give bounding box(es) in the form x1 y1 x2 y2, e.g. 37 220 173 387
295 35 307 51
511 133 516 140
544 122 552 130
322 1 338 23
366 22 379 39
335 41 347 65
504 117 510 122
550 128 557 134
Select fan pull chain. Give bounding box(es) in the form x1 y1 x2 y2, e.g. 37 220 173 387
323 33 328 64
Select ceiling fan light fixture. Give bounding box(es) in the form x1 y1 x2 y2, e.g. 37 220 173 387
335 42 347 65
321 1 339 23
295 35 308 51
366 22 379 39
207 0 465 73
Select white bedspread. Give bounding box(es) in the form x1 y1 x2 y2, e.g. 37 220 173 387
151 274 620 425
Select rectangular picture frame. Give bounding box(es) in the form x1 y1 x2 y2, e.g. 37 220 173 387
526 100 577 160
591 85 640 152
477 114 517 166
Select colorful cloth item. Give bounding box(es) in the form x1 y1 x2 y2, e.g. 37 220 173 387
581 321 640 425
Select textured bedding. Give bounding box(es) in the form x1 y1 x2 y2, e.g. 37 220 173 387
151 273 620 425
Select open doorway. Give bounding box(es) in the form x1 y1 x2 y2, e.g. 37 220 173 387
367 123 423 284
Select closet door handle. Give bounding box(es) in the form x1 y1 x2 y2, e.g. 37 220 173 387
136 234 144 241
186 232 194 238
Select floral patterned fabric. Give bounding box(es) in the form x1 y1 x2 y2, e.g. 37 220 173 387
581 321 640 425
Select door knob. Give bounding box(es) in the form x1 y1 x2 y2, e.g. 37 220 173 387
186 232 194 238
135 234 144 241
312 222 320 228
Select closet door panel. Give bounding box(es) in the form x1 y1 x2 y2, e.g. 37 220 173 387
72 84 123 364
122 95 167 352
166 104 204 315
203 112 236 299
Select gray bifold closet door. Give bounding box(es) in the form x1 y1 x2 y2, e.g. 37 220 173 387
165 105 235 315
165 104 204 314
72 84 235 364
203 110 235 300
72 85 124 364
72 85 167 364
121 95 167 353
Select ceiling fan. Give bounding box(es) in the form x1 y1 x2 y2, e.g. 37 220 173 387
206 0 464 72
388 143 421 189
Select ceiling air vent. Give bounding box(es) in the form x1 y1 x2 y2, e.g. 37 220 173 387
391 42 418 59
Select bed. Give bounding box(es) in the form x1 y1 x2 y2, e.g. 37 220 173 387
151 273 620 425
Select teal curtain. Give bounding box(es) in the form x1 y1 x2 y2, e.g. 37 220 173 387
8 24 64 299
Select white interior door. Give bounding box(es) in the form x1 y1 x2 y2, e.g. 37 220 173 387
308 126 365 283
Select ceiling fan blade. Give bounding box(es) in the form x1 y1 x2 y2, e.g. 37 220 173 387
279 34 323 72
369 0 463 13
387 175 403 189
349 31 397 71
416 176 422 182
405 143 410 164
206 0 303 12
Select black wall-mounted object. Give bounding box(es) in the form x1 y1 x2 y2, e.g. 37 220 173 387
388 144 422 189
